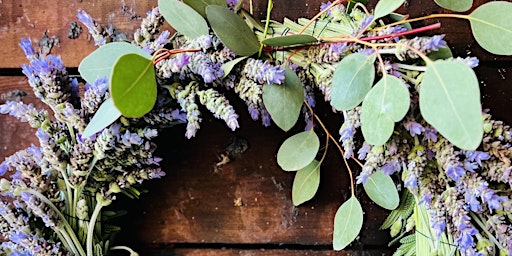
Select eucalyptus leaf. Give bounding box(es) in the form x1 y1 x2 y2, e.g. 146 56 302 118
363 170 399 210
292 160 321 206
158 0 209 39
110 54 157 118
82 98 121 138
389 13 411 30
469 1 512 55
419 59 483 150
183 0 226 17
277 131 320 171
333 196 363 250
434 0 472 12
427 47 453 61
374 0 406 19
360 75 409 146
331 53 376 111
262 35 318 47
263 68 304 131
78 42 151 85
241 9 266 32
221 56 248 79
206 5 260 56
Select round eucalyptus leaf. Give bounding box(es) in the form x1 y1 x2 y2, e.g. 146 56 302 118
374 0 406 19
292 160 321 206
419 59 483 150
333 196 363 250
331 53 376 111
82 98 121 138
158 0 209 39
110 54 157 118
277 131 320 171
434 0 472 12
363 170 399 210
469 1 512 55
183 0 226 17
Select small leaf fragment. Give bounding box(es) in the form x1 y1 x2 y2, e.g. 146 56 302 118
333 196 363 250
292 160 321 206
277 131 320 171
82 98 121 138
183 0 226 17
262 35 318 47
221 56 248 79
434 0 472 12
159 0 209 39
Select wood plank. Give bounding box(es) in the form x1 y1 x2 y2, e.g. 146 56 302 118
121 248 394 256
0 0 510 69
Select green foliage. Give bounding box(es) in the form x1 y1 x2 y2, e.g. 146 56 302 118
380 189 415 230
419 59 483 150
434 0 472 12
333 196 363 250
158 0 209 39
263 68 304 131
78 42 151 85
331 53 376 111
363 170 399 210
82 98 121 138
360 75 409 146
292 160 321 206
277 131 320 171
469 1 512 55
206 5 260 56
374 0 407 19
427 47 453 61
183 0 226 17
110 54 157 118
221 56 248 79
262 35 318 47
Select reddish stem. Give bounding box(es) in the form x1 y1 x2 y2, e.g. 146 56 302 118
358 23 441 42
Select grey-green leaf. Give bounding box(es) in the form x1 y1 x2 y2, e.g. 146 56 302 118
277 131 320 171
419 59 483 150
78 42 151 85
110 54 157 118
159 0 209 39
183 0 226 17
221 56 248 79
206 5 260 56
333 196 363 250
427 47 453 61
363 170 399 210
374 0 406 19
469 1 512 55
292 160 321 206
331 53 376 111
263 68 304 131
360 75 409 146
262 35 318 47
434 0 472 12
82 98 121 138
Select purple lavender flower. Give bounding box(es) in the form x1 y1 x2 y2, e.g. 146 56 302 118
464 151 490 167
425 35 447 51
456 222 478 250
357 142 370 160
480 189 506 213
423 127 437 142
77 9 106 45
446 164 466 182
381 159 401 175
358 15 374 30
404 119 424 136
19 38 37 59
457 56 479 68
320 1 333 15
356 171 370 184
339 126 354 142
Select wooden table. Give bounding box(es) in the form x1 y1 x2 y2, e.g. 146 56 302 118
0 0 511 255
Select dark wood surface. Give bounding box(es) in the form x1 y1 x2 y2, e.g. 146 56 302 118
1 0 511 255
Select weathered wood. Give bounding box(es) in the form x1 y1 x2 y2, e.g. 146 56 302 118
127 248 394 256
0 0 510 69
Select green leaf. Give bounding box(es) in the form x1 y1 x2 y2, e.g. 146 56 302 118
78 42 151 85
374 0 406 19
389 13 411 30
434 0 472 12
110 54 157 118
263 68 304 131
82 98 121 138
277 131 320 171
292 160 321 206
241 9 266 32
419 59 483 150
262 35 318 47
360 75 409 146
183 0 226 17
469 1 512 55
158 0 209 39
221 56 247 79
206 5 260 56
333 196 363 250
331 53 376 111
427 47 453 61
363 170 399 210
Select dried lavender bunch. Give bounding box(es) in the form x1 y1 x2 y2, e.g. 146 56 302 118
0 38 170 256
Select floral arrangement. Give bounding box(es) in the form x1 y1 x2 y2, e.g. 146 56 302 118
1 0 511 255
